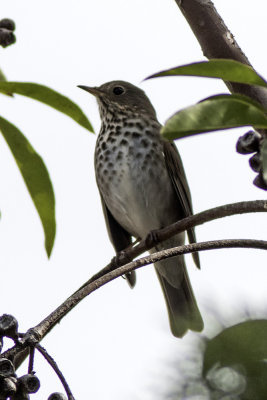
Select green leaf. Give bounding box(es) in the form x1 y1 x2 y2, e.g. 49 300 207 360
203 320 267 375
261 138 267 184
161 94 267 140
200 93 266 112
0 116 56 257
146 59 267 87
0 69 13 97
203 320 267 399
0 68 7 81
0 82 94 132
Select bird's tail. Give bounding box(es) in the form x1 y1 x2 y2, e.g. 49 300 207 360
155 258 203 338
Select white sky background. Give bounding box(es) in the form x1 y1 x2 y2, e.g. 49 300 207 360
0 1 267 399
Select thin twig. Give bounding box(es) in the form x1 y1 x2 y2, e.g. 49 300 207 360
36 344 75 400
28 346 35 374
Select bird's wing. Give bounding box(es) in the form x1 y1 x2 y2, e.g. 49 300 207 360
163 140 200 269
100 195 136 287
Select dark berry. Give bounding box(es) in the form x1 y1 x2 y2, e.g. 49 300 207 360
0 358 15 378
249 152 261 172
253 174 267 190
48 393 67 400
18 374 40 394
0 314 18 339
0 28 16 47
0 376 17 396
0 18 15 31
236 130 261 154
11 390 30 400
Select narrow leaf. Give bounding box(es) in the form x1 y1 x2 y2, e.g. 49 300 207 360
200 93 266 111
0 116 56 257
261 138 267 184
0 69 13 97
0 82 94 132
161 95 267 140
147 59 267 87
0 68 7 81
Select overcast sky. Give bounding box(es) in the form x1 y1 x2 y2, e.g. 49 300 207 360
1 1 267 399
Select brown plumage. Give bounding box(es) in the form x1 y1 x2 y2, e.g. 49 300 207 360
79 81 203 337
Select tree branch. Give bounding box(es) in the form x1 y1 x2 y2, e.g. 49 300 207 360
173 0 267 110
36 344 75 400
3 236 267 363
3 201 267 365
32 201 266 310
32 239 267 341
123 200 267 267
79 200 267 287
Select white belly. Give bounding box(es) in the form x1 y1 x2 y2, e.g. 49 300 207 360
95 124 182 238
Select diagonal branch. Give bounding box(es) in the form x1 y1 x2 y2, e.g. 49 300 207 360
2 201 267 366
29 239 267 342
3 236 267 364
36 344 75 400
84 200 267 285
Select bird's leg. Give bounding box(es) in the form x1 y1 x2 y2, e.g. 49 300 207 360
145 229 161 249
111 237 141 269
111 252 131 269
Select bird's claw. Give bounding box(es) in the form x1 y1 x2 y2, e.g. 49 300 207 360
111 251 132 268
145 229 160 248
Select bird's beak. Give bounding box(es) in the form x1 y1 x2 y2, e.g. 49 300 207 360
77 85 103 97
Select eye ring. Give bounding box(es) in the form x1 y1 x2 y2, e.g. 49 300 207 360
113 86 125 95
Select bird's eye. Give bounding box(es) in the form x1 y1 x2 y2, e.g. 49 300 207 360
113 86 125 95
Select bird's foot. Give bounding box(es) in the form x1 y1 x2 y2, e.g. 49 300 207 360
145 229 160 248
111 251 132 269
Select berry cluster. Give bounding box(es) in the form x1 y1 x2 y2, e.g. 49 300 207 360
236 130 267 190
0 363 40 400
0 314 40 399
0 315 66 400
0 19 16 48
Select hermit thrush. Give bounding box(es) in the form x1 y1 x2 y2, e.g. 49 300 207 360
78 81 203 337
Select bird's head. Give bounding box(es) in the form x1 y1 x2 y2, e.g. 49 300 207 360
78 80 157 120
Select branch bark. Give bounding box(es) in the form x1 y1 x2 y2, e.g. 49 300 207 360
84 200 267 285
28 240 267 341
4 239 267 364
2 201 267 365
173 0 267 110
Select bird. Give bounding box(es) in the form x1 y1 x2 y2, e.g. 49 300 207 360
78 80 203 337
